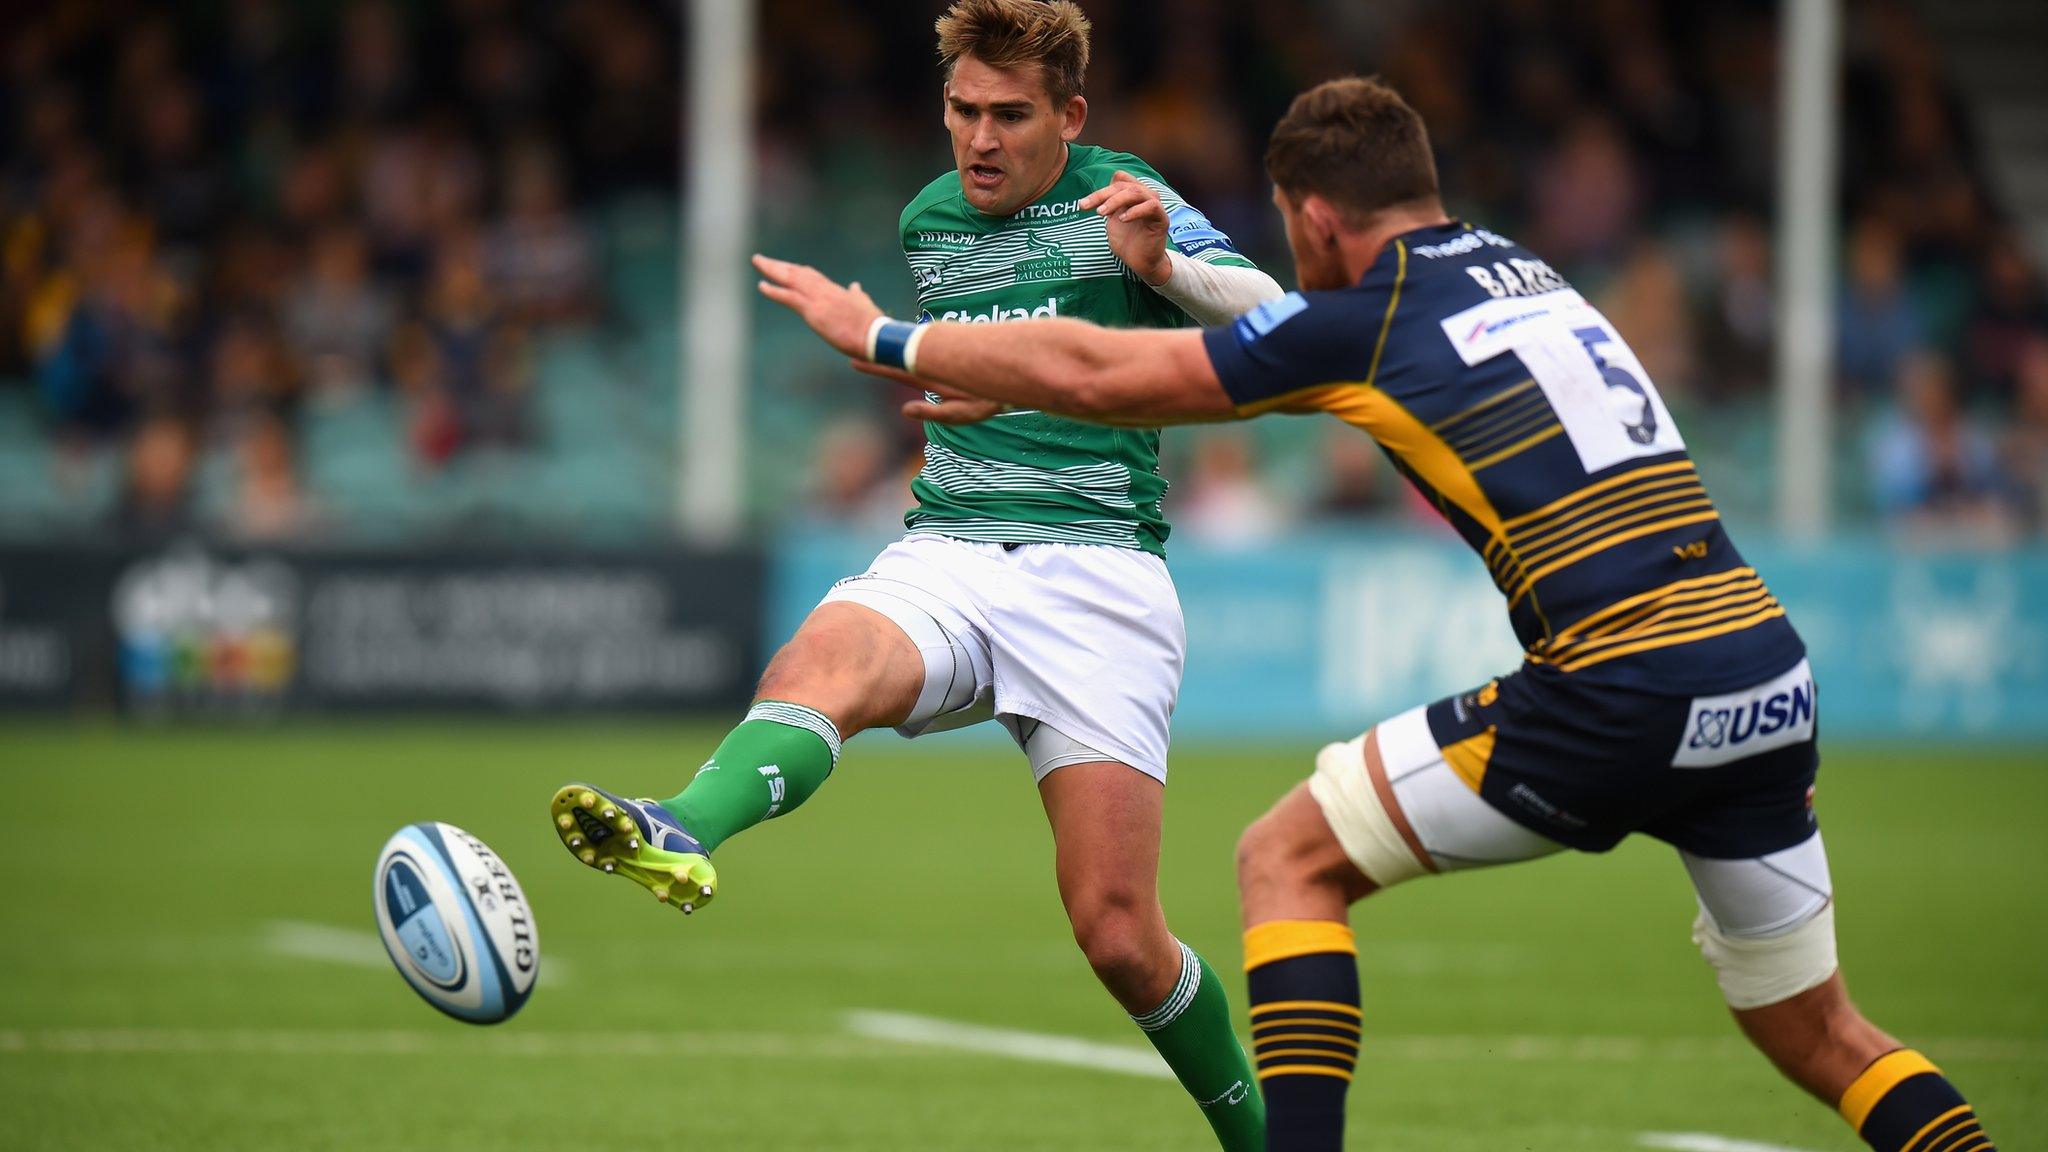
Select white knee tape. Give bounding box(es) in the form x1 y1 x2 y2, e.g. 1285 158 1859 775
1307 736 1431 889
1692 900 1839 1010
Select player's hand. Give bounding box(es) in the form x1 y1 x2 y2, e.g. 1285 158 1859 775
752 254 882 358
904 387 1006 425
850 360 1006 425
1080 171 1171 287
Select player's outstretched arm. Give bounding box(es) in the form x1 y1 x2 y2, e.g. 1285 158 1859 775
754 253 1237 427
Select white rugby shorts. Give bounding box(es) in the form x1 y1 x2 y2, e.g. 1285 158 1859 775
820 533 1185 782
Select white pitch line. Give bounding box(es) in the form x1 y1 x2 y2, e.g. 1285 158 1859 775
844 1016 2048 1070
263 920 570 985
264 921 391 969
843 1010 2048 1073
1640 1133 1822 1152
13 1010 2040 1084
844 1010 1175 1080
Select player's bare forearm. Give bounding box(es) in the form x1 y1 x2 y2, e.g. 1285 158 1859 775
912 319 1233 426
752 253 1236 427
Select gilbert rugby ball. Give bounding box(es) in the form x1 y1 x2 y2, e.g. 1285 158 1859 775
373 822 538 1024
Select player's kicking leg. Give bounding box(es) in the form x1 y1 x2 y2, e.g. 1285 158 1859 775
1036 752 1264 1151
552 535 1004 913
551 597 925 912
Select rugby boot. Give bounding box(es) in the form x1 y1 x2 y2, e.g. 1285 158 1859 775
549 784 719 915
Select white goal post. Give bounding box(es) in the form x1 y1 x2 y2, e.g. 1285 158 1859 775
679 0 757 540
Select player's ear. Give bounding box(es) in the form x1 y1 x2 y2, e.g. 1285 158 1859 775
1301 195 1345 251
1061 95 1087 142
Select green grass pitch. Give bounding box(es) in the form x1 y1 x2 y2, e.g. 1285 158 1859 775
1 722 2041 1150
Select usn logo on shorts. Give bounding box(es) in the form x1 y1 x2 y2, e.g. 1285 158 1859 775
1672 659 1816 768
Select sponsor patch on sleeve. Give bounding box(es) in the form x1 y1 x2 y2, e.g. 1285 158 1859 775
1167 204 1240 259
1233 291 1309 342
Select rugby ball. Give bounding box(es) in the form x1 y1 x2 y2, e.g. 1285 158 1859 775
373 822 539 1024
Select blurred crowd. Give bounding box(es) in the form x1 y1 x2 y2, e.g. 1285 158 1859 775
779 0 2048 547
2 0 668 537
3 0 2046 545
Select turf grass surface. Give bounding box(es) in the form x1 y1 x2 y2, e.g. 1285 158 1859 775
0 723 2041 1150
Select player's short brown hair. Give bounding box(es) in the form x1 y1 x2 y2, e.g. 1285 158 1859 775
1265 77 1440 222
935 0 1092 106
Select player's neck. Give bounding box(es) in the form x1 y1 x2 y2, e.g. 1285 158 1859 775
1341 202 1453 280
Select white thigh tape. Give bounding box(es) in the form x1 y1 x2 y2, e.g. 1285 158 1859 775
1307 736 1432 889
1692 900 1839 1010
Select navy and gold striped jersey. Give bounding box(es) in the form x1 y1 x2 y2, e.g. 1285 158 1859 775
1202 221 1803 696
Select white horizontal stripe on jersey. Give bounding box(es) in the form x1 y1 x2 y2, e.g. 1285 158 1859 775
917 268 1132 310
1131 176 1187 211
906 517 1145 548
903 211 1120 262
918 443 1136 508
913 257 1129 300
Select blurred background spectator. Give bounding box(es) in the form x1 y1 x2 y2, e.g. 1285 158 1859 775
1867 351 2024 545
1838 215 1924 399
1173 430 1290 549
2000 335 2048 530
0 0 2041 548
1307 427 1398 522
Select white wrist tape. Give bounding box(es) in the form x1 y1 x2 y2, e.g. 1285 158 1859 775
1151 251 1285 326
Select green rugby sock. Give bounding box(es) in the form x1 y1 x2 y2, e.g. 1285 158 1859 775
662 701 841 853
1133 941 1266 1152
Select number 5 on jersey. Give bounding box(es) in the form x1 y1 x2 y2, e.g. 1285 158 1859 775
1441 290 1685 474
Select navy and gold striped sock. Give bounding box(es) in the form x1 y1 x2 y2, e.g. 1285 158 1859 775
1243 919 1360 1152
1839 1050 1997 1152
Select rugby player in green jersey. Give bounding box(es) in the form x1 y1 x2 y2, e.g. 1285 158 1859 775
550 3 1280 1146
757 74 2003 1152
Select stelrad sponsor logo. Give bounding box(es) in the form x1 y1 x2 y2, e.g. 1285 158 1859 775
926 297 1059 323
1672 659 1817 767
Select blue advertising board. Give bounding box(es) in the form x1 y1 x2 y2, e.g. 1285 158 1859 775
771 529 2048 741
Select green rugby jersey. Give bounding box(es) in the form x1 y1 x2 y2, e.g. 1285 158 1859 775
898 144 1260 555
